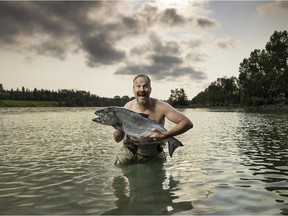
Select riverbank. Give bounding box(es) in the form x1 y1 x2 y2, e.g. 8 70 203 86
186 103 288 111
0 100 59 107
244 104 288 111
1 99 288 110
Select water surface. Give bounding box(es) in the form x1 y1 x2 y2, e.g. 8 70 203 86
0 107 287 214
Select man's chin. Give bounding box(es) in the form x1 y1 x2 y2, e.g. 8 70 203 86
137 97 149 105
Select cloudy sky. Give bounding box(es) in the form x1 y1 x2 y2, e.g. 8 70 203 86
1 0 287 100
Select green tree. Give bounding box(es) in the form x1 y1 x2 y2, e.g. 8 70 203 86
168 88 189 106
265 30 288 99
191 76 240 106
239 30 288 105
207 80 223 105
238 49 270 105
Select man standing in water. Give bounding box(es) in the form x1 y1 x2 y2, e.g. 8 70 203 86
113 74 193 164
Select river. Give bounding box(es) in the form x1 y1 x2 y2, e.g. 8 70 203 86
0 107 287 215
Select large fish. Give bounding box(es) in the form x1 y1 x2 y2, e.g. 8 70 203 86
92 106 183 157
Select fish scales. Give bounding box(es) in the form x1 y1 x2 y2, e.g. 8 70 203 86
116 108 165 138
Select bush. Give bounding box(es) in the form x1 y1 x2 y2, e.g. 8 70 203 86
251 97 265 106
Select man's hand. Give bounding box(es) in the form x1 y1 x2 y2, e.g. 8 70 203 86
149 128 168 142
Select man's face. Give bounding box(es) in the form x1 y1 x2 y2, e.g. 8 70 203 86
133 77 152 105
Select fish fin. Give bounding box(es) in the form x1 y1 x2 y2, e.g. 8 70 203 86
113 123 122 131
167 137 184 157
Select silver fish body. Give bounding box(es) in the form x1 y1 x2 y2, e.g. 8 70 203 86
92 106 183 157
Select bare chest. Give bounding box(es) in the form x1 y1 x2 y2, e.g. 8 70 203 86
145 112 165 125
128 100 165 125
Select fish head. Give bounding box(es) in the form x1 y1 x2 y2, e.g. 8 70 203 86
93 107 120 126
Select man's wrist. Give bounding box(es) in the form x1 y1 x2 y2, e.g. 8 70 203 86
163 131 170 139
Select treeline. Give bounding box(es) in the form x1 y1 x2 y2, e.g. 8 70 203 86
0 85 131 107
191 30 288 107
1 31 287 108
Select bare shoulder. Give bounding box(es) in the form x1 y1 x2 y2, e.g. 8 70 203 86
153 98 176 114
154 98 188 123
123 99 135 109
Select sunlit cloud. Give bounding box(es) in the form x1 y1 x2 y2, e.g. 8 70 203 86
257 0 288 15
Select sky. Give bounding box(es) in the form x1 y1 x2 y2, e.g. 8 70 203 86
0 0 288 100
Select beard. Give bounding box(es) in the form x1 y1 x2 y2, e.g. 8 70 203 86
136 91 150 105
137 96 149 105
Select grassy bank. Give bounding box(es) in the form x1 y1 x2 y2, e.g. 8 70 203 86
0 100 59 107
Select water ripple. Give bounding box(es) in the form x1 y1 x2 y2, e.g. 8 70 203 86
1 108 288 214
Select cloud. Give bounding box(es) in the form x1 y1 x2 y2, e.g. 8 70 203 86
185 52 209 63
257 0 288 15
182 38 203 49
136 3 187 27
172 67 207 80
195 16 216 28
115 62 207 81
151 54 183 65
0 1 127 64
149 32 182 55
136 2 216 28
81 33 126 66
114 52 184 80
0 1 214 80
32 39 70 60
115 33 207 81
216 38 240 50
0 2 94 44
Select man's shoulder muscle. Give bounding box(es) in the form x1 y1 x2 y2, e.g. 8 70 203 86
153 99 173 114
124 100 135 109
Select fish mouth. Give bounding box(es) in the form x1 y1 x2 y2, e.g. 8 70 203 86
92 117 102 123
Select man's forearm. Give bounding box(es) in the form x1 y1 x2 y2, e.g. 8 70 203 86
166 119 193 138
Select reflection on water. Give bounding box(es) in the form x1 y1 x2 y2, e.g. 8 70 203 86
102 163 193 215
0 107 288 215
238 111 288 214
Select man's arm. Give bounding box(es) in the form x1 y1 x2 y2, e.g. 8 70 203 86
164 103 193 137
150 102 193 141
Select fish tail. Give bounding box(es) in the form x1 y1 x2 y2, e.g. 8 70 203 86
167 137 184 157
